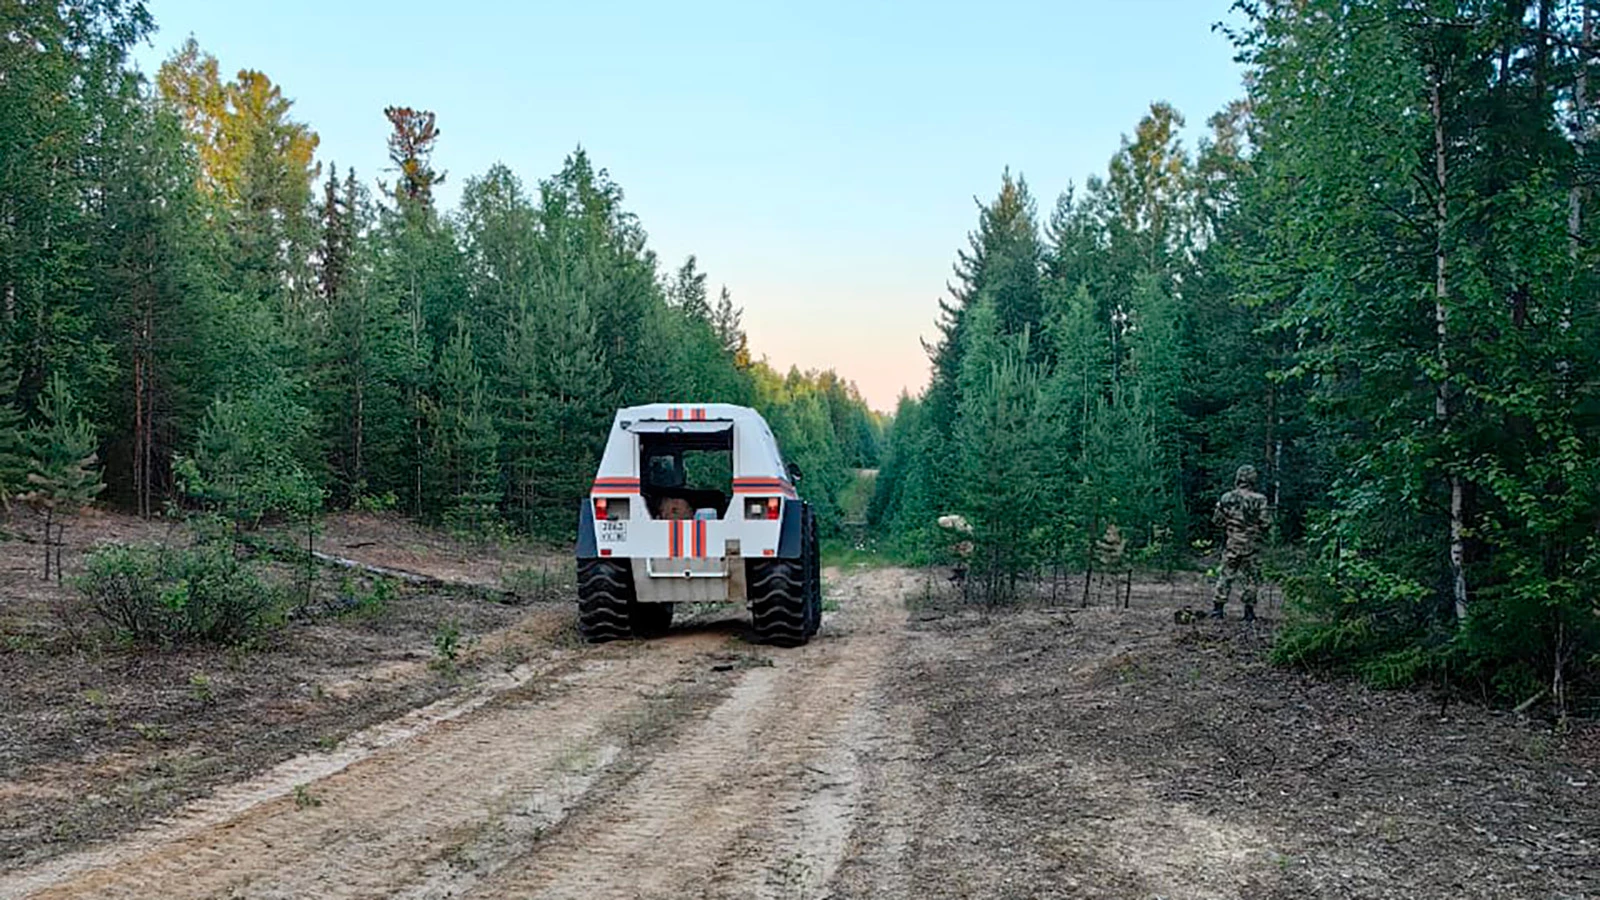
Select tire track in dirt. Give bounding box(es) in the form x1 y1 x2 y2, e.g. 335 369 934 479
0 604 572 893
460 567 915 900
2 622 747 899
4 568 916 900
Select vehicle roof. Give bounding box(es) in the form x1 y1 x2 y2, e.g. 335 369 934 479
595 403 790 486
614 403 768 424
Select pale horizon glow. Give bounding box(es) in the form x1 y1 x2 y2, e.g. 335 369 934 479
133 1 1247 412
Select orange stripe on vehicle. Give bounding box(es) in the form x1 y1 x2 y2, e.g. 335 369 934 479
669 520 683 557
592 478 639 494
693 520 706 557
691 408 707 420
732 479 797 498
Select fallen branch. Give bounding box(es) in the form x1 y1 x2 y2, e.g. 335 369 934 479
310 551 520 602
1513 687 1549 716
311 550 440 585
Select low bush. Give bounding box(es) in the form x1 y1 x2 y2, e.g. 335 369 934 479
77 542 283 646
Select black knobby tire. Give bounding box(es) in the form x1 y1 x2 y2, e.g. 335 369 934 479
577 558 633 643
749 501 824 647
803 504 822 638
749 559 806 646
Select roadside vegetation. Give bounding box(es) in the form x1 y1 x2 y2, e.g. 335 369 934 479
1 0 1595 806
2 3 881 654
871 3 1600 716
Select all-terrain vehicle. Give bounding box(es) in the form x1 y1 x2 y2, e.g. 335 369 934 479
575 404 822 646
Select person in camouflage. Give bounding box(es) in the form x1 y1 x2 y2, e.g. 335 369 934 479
1211 464 1270 621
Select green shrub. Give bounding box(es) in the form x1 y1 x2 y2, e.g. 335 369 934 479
353 491 398 513
77 543 283 646
431 619 467 673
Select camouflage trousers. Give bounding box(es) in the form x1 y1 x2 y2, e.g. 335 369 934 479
1214 553 1261 609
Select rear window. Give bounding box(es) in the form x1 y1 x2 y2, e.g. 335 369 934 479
640 432 734 517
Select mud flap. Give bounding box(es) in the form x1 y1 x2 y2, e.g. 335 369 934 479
575 502 598 559
726 539 746 601
776 500 805 559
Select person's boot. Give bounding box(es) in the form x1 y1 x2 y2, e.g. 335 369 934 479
1209 601 1225 620
1243 604 1256 623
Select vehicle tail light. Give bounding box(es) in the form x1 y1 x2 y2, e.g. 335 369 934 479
595 497 630 520
745 497 781 520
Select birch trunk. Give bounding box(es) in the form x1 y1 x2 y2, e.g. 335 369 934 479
1432 70 1469 623
1571 1 1589 260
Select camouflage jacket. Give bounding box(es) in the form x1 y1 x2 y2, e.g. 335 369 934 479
1212 487 1269 560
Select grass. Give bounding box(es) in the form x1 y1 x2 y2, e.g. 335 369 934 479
293 783 322 810
431 620 468 674
821 537 897 570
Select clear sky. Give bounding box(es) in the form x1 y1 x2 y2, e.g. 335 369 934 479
133 0 1247 412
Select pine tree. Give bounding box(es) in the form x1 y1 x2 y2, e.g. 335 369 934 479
920 171 1047 522
712 285 748 365
24 375 106 581
177 378 318 531
458 164 539 365
669 255 711 321
1123 270 1187 546
315 167 411 507
0 357 31 509
158 41 321 339
98 95 226 518
431 323 500 532
954 301 1048 602
382 107 446 208
496 302 544 533
524 285 611 537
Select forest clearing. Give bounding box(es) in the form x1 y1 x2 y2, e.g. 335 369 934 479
0 511 1595 899
7 0 1600 897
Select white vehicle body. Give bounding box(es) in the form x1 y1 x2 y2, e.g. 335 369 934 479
577 403 802 604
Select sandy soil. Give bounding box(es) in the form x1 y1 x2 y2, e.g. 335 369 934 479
0 510 566 871
4 547 1596 899
2 566 915 899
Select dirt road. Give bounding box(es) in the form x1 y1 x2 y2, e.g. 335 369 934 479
4 566 1595 899
3 568 916 899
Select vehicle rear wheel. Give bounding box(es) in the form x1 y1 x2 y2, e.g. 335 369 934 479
749 558 808 647
803 504 822 638
577 559 633 643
